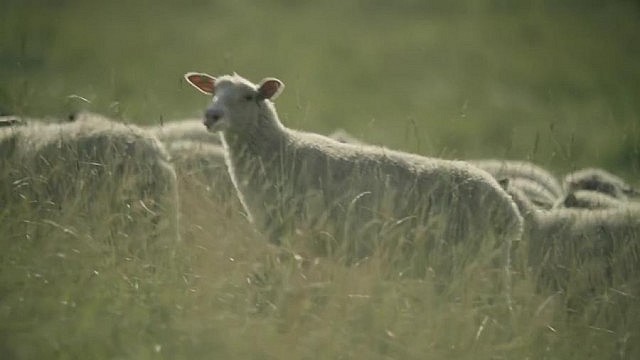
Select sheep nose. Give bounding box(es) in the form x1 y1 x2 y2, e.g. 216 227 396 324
204 108 223 127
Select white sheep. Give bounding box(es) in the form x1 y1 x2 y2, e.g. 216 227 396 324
184 72 523 294
470 159 563 199
563 167 639 200
0 112 180 247
500 179 640 295
145 118 222 145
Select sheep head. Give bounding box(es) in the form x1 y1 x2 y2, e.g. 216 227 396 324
184 72 284 133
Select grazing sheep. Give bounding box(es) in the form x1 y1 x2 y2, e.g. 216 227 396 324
146 118 221 145
183 72 523 295
563 167 639 200
470 159 563 199
0 112 180 248
500 179 640 296
556 190 629 210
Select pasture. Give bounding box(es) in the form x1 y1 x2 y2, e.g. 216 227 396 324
1 0 640 358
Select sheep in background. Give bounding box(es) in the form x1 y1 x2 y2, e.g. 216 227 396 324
184 72 523 297
556 190 630 210
0 112 180 249
145 118 221 145
563 167 639 200
470 159 563 200
500 179 640 298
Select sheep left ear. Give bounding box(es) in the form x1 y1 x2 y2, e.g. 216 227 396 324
257 78 284 100
184 72 216 95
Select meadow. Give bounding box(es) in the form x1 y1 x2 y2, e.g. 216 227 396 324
1 0 640 358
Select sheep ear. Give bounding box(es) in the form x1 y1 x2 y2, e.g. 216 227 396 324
184 72 216 95
257 78 284 100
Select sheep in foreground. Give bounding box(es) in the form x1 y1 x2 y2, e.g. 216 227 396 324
145 118 221 145
184 72 523 295
0 112 180 248
500 179 640 297
563 167 639 200
470 159 563 200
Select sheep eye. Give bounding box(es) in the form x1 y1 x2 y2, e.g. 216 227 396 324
244 94 254 101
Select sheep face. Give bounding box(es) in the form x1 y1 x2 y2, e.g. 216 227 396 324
184 73 284 133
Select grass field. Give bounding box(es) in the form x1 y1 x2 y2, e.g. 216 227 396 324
2 0 640 358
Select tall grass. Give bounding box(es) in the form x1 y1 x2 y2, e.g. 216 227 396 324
1 0 639 358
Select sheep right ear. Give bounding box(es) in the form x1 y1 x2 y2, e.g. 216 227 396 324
257 78 284 100
184 72 216 95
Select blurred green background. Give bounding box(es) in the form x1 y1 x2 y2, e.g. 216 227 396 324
2 1 640 358
2 0 640 178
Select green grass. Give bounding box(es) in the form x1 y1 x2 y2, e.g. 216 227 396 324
1 0 640 358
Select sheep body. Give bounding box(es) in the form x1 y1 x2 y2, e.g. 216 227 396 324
186 73 523 290
0 112 180 246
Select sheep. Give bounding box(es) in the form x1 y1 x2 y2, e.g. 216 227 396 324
145 118 221 145
470 159 563 200
0 112 180 248
499 179 640 298
183 72 523 296
556 190 630 210
563 167 639 200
